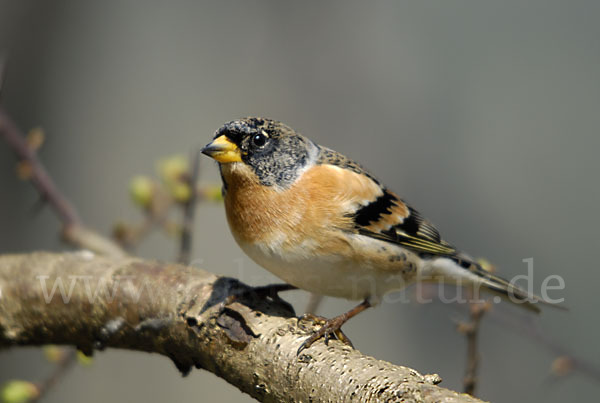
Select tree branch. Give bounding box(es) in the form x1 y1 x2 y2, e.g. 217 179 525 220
0 252 483 403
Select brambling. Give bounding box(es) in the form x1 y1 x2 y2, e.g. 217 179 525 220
201 117 557 353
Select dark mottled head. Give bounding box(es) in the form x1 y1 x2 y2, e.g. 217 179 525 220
201 117 318 187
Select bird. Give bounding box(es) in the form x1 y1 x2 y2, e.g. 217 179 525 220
201 117 559 353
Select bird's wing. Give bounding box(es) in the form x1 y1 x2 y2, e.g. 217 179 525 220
317 146 456 256
353 188 457 256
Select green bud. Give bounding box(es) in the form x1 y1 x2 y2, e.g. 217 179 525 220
171 182 192 203
1 381 38 403
129 176 155 208
77 351 93 367
157 156 189 184
43 345 64 363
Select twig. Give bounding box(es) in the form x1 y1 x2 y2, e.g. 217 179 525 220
113 203 171 250
0 107 81 226
485 306 600 383
31 350 77 403
432 285 600 387
177 150 201 264
461 300 490 396
0 106 126 257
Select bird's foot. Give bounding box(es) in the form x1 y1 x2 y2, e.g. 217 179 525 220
297 313 355 355
296 298 372 355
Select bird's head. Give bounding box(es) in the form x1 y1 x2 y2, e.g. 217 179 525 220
201 117 317 187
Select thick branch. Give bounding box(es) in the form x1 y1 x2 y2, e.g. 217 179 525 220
0 252 483 403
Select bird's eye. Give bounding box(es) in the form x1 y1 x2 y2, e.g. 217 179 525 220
251 133 267 147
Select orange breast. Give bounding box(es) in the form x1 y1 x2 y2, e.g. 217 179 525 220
222 163 381 251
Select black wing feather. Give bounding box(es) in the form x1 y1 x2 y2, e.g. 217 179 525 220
354 191 456 256
317 146 455 256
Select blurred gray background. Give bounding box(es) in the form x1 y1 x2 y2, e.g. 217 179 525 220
1 1 599 402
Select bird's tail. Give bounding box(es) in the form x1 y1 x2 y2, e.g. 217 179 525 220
431 257 567 313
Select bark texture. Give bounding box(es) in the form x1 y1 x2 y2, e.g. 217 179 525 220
0 252 484 402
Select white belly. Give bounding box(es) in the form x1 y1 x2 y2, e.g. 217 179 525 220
236 234 419 302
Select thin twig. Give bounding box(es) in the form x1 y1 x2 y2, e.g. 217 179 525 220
177 149 201 264
438 289 600 386
485 306 600 383
114 204 171 250
461 300 489 396
0 106 126 257
0 107 81 226
31 349 77 403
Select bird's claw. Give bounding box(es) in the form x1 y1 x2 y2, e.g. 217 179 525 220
297 313 354 355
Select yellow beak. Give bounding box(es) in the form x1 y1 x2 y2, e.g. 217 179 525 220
201 135 242 163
